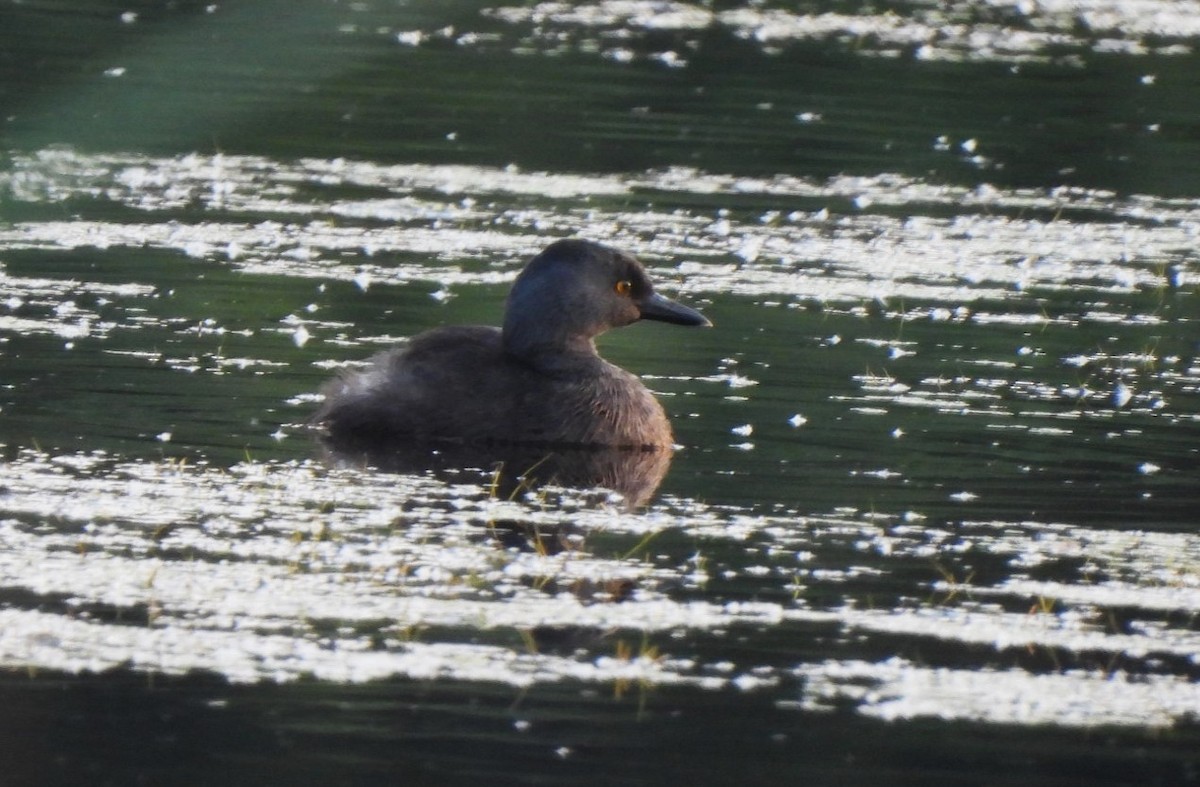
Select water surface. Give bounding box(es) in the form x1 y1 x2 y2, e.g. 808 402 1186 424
1 1 1199 784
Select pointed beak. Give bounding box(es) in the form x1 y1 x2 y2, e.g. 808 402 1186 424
637 292 712 327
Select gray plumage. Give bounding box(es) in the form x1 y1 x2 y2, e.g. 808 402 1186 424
313 238 710 456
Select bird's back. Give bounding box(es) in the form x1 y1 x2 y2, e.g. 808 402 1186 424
314 325 673 451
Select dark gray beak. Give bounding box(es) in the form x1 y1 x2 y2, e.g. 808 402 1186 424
638 292 712 327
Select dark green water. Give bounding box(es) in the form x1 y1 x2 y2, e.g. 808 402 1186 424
1 1 1199 784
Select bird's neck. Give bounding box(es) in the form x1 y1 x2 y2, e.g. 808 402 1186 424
502 324 600 374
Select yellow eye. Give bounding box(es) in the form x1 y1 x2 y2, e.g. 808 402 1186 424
614 280 633 296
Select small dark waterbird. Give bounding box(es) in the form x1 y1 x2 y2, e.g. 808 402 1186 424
313 239 711 462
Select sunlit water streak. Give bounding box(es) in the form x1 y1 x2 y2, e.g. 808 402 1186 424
4 149 1196 302
0 449 1196 728
472 0 1200 64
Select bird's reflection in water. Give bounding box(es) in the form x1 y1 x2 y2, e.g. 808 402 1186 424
320 438 672 545
319 440 661 654
323 439 670 509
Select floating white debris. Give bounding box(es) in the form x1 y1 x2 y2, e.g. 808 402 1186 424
1138 462 1161 475
1112 382 1133 408
788 414 808 428
293 325 311 347
730 424 754 437
949 491 978 502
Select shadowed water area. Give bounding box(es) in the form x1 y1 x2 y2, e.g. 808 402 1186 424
1 1 1199 784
